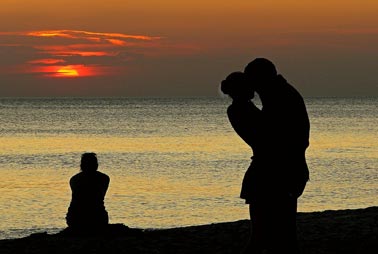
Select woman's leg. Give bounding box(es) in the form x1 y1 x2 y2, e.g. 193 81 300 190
241 203 266 254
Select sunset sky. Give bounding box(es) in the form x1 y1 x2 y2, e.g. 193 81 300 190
1 0 377 97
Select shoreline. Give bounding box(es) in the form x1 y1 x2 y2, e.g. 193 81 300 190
1 206 377 254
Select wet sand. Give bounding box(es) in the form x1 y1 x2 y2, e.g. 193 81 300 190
0 206 377 254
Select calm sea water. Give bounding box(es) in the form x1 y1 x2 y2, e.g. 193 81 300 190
0 97 377 239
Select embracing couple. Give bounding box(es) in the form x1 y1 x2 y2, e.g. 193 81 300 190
221 58 310 254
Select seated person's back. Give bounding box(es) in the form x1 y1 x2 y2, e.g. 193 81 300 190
66 153 110 230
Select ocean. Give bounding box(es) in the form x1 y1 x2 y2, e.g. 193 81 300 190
0 97 377 239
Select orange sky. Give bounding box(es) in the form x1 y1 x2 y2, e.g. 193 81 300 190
0 0 377 96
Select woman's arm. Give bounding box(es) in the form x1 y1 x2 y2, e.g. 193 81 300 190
227 103 261 148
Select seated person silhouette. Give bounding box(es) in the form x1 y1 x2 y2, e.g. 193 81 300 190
65 152 110 234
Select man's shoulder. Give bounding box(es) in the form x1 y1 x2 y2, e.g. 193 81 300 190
70 172 83 179
96 171 110 182
69 172 83 185
276 75 304 101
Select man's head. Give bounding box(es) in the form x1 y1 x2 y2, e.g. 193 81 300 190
80 152 98 172
244 58 277 91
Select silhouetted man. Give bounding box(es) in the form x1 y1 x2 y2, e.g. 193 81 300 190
66 153 110 234
244 58 310 253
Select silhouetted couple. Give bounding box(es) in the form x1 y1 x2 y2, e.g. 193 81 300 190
221 58 310 254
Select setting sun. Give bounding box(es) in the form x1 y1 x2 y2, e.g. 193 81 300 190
55 66 79 77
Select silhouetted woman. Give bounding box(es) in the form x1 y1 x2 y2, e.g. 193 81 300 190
221 72 268 253
66 153 110 233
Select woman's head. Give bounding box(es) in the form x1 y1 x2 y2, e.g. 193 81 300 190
80 152 98 172
221 72 254 100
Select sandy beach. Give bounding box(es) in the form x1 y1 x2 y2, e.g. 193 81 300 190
0 206 377 254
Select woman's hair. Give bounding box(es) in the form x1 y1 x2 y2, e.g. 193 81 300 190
80 152 98 172
221 71 251 99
